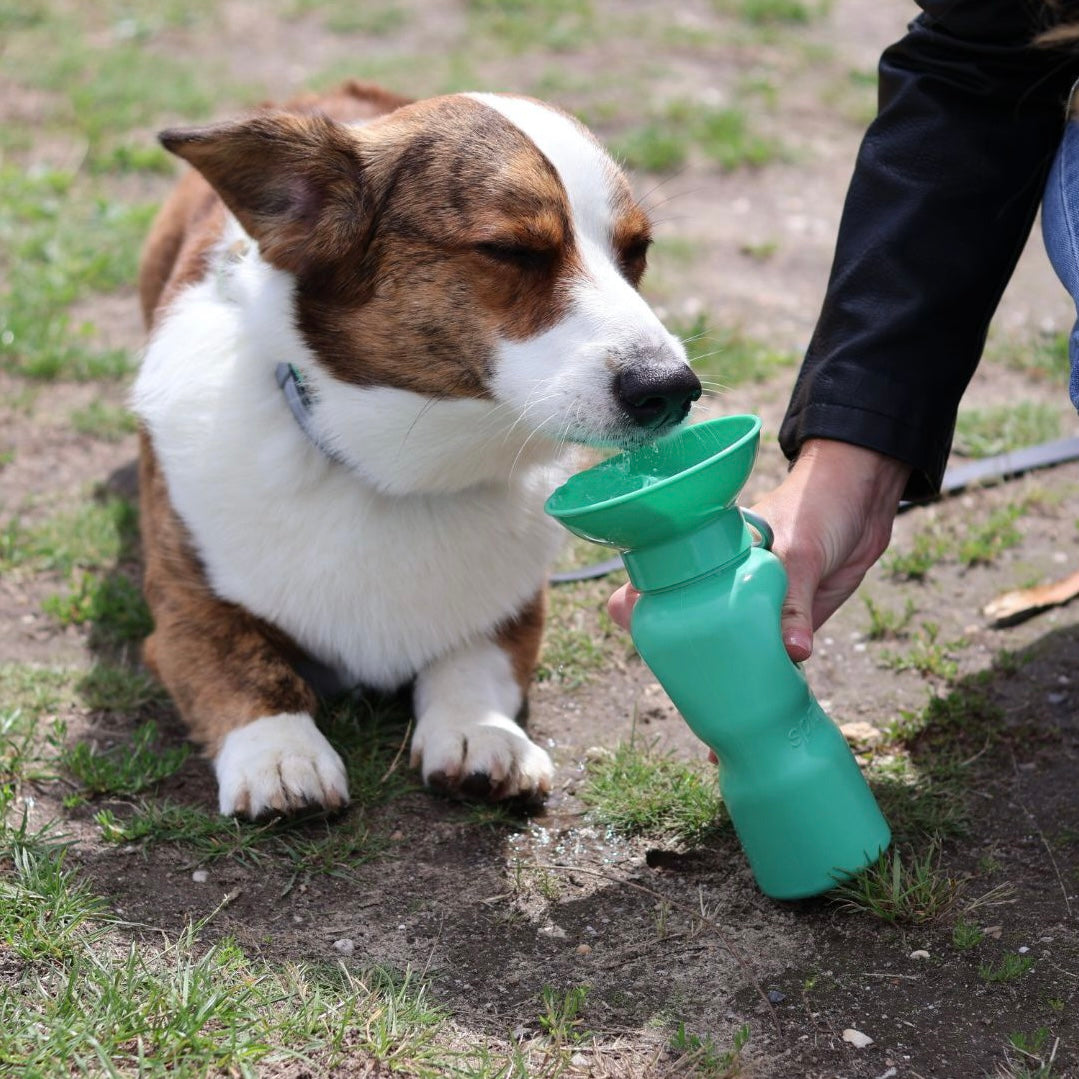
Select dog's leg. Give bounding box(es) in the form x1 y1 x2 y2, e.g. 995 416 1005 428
138 432 349 818
409 592 553 801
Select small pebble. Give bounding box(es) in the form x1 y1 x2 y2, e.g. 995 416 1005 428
767 989 786 1004
575 943 592 955
1018 946 1030 954
191 869 209 884
842 1028 873 1049
841 721 884 748
909 949 930 960
333 938 355 955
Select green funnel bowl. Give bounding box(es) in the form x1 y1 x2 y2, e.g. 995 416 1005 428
544 415 760 551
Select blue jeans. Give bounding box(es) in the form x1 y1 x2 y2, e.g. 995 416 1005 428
1042 116 1079 412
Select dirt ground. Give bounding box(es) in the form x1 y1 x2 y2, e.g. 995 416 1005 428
4 0 1079 1075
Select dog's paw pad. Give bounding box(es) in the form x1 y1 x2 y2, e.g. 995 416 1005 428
214 712 349 818
411 713 553 801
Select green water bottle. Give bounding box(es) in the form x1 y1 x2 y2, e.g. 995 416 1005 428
545 415 891 900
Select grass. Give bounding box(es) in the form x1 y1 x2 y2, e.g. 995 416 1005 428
830 841 963 925
286 0 410 36
718 0 826 25
537 579 615 687
466 0 596 53
669 1022 750 1077
879 621 962 680
884 501 1026 580
0 495 139 577
70 399 139 442
2 892 448 1076
988 329 1071 383
538 984 592 1048
957 505 1023 568
952 919 984 951
673 313 798 390
61 721 189 796
613 99 782 174
953 402 1062 458
884 526 950 581
580 731 726 844
0 166 156 380
0 767 450 1075
862 595 917 640
1 494 149 648
979 954 1035 984
43 570 153 647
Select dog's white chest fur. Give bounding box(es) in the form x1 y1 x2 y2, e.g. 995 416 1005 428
133 252 567 691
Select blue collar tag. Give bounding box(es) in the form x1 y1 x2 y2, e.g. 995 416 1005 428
274 363 347 464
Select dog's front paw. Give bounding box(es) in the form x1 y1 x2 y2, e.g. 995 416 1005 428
410 711 553 801
214 713 349 818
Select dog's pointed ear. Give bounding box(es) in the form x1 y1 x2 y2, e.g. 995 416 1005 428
159 113 371 274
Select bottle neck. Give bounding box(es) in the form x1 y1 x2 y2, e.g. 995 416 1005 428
622 508 752 592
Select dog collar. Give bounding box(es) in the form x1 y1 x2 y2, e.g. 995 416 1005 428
275 363 347 464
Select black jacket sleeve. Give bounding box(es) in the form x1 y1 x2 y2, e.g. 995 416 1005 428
778 0 1079 499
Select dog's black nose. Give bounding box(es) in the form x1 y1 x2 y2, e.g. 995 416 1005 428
615 363 702 429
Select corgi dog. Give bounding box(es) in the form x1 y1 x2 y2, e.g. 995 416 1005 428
133 81 700 818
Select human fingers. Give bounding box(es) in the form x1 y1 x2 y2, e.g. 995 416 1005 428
606 582 640 631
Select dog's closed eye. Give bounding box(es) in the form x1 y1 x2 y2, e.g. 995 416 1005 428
474 240 556 272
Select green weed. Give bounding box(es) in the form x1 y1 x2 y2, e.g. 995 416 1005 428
673 313 797 391
287 0 409 35
879 622 961 680
43 570 153 646
76 663 167 713
957 505 1023 568
580 734 726 844
979 953 1035 984
1 899 447 1077
0 167 151 380
466 0 595 53
989 330 1070 384
868 754 970 841
830 841 963 925
669 1021 750 1077
884 527 948 581
722 0 820 25
862 594 917 640
954 402 1061 458
952 919 984 951
95 799 386 876
0 496 139 577
70 399 138 442
613 99 782 174
61 721 189 796
536 581 612 687
0 846 110 962
538 984 592 1047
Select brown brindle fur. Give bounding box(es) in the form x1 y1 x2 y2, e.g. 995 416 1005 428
136 82 632 767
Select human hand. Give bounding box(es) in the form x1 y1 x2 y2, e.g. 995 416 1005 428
605 439 911 663
748 438 911 662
